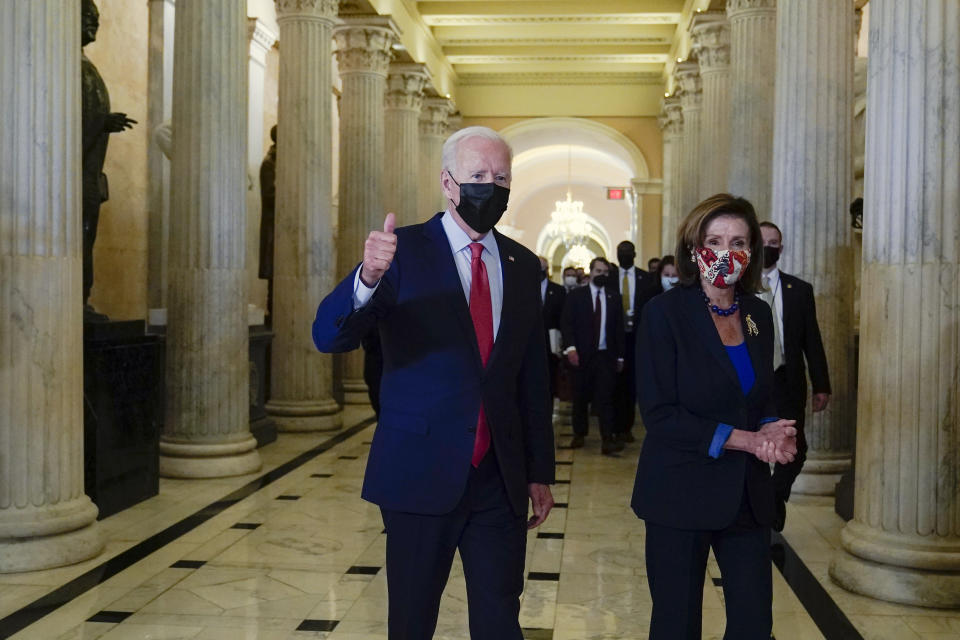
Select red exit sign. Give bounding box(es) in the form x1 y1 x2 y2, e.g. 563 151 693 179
606 187 626 200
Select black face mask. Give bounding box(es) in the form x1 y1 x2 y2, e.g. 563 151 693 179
592 274 609 288
617 252 635 269
447 172 510 235
763 246 781 269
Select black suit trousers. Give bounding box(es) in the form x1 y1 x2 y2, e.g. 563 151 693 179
572 350 617 439
380 453 526 640
771 366 809 502
614 330 637 433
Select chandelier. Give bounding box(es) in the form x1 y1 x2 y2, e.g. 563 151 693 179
563 243 594 270
546 147 590 249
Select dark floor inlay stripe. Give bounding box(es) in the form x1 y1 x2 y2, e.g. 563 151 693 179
527 572 560 581
553 502 568 508
86 611 132 623
276 495 300 500
556 461 573 466
522 628 554 640
554 479 571 484
537 532 564 539
711 577 722 586
171 560 206 569
557 445 573 450
0 415 377 640
346 565 381 575
296 619 339 632
311 473 333 478
772 532 864 640
231 522 261 530
338 455 358 460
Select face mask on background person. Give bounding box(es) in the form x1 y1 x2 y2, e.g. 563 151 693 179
763 246 781 269
564 275 578 287
447 171 510 235
695 247 751 288
661 275 679 291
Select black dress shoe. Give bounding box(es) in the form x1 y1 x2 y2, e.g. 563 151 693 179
570 435 585 449
621 431 635 443
601 439 622 455
773 498 787 532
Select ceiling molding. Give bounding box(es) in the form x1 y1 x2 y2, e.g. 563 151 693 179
422 14 682 26
438 37 671 46
459 72 663 86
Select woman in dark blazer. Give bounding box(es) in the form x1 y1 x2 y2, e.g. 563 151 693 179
632 194 798 640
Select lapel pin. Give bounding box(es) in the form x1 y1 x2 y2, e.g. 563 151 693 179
746 314 759 337
786 283 792 288
508 255 515 262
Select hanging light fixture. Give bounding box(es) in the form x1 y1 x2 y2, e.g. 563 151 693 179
546 146 590 250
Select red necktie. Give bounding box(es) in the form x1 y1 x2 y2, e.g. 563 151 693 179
469 242 493 467
593 289 603 349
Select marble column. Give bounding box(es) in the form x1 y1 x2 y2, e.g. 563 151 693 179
161 0 261 478
830 0 960 608
265 0 343 432
726 0 777 217
771 0 854 495
0 0 103 572
691 12 732 198
675 61 703 216
659 96 684 254
419 97 452 217
147 0 176 312
334 16 397 405
384 63 428 227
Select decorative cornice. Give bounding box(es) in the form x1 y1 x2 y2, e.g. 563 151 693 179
333 17 398 76
422 14 681 27
458 71 663 86
247 18 278 52
690 13 730 72
385 64 428 111
274 0 339 22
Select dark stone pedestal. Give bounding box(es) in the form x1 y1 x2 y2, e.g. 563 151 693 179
84 320 163 520
835 333 859 521
249 326 277 447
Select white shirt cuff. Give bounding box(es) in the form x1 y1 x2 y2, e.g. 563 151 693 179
352 268 379 309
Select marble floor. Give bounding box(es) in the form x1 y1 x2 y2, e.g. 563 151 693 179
3 407 960 640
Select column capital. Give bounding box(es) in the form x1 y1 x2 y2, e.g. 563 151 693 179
691 12 730 73
674 61 702 109
333 15 399 76
726 0 776 20
659 96 684 135
420 96 453 137
446 110 463 136
275 0 339 22
385 63 429 111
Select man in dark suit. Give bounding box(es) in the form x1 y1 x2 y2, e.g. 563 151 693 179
539 256 565 397
561 257 625 455
759 221 831 531
609 241 659 441
313 127 555 639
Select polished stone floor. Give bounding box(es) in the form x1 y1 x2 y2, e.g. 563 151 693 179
3 406 960 640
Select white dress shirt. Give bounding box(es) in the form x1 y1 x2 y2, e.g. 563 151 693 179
763 267 785 355
589 282 608 351
352 211 504 338
540 277 548 303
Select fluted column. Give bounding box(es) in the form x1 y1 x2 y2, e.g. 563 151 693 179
419 97 452 220
726 0 777 217
659 96 684 254
675 61 702 216
830 0 960 608
334 16 397 405
384 63 428 227
161 0 261 478
691 12 731 198
771 0 854 495
0 0 103 572
265 0 343 432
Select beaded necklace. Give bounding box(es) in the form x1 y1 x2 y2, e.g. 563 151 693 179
700 286 740 317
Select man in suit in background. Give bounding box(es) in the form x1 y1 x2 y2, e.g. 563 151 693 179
609 241 659 442
539 256 565 398
313 126 555 639
759 221 831 531
561 257 625 455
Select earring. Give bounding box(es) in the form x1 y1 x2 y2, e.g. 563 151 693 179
689 250 696 264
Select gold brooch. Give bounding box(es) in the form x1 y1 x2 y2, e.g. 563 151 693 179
746 314 759 336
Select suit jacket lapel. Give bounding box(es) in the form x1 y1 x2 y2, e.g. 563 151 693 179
678 286 741 390
740 296 766 401
422 215 483 371
486 231 516 371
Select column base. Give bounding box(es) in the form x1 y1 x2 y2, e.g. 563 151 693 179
159 436 262 478
341 378 370 405
0 497 103 573
792 454 851 496
831 549 960 608
267 399 343 432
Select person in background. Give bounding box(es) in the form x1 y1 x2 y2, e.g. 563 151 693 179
540 256 566 398
632 194 797 639
576 266 589 286
562 266 580 291
561 257 625 455
647 257 661 274
655 255 679 294
609 241 659 442
759 221 831 532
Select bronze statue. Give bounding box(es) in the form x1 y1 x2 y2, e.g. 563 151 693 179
259 124 277 321
82 0 135 319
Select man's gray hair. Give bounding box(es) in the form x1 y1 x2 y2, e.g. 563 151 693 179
441 126 513 176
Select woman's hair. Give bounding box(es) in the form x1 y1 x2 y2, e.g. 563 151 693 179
655 255 676 278
674 193 764 294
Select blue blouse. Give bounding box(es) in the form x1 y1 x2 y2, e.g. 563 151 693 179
708 343 755 458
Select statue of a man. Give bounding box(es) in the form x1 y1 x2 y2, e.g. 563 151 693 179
81 0 135 318
259 124 277 321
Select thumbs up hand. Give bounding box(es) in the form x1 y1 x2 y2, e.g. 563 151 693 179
360 213 397 287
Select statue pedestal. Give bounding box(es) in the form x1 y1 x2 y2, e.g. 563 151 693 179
249 326 277 447
84 320 164 519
